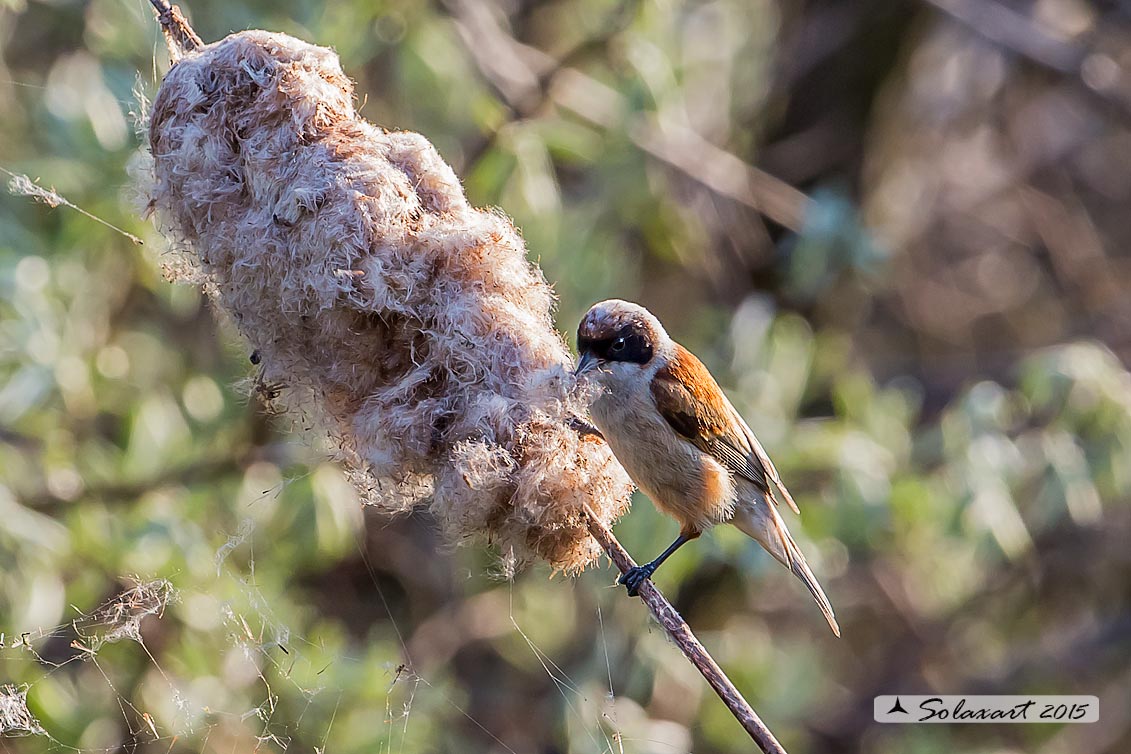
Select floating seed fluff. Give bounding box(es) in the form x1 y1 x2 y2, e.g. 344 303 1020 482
147 31 632 572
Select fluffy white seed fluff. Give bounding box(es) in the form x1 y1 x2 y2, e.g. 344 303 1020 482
146 31 632 573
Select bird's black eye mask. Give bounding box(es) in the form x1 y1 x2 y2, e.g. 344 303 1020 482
578 324 653 365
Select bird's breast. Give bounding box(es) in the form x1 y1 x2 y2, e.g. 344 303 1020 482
591 390 735 532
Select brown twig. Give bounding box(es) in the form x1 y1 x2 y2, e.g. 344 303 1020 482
148 0 203 59
583 507 790 754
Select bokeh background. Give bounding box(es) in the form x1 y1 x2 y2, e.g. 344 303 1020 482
3 0 1131 752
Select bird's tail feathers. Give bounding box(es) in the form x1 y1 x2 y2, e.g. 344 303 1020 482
732 497 841 637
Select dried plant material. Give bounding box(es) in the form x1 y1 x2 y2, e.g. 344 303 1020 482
6 171 64 208
3 166 144 245
0 684 45 737
76 579 177 647
146 31 632 572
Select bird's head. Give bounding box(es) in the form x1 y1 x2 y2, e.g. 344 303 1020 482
575 299 669 385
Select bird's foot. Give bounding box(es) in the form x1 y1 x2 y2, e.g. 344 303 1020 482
618 564 657 597
567 416 605 441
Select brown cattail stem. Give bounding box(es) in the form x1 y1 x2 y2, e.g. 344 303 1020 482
144 8 787 751
148 0 203 58
583 506 790 754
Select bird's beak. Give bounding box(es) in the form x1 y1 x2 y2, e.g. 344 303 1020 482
574 351 601 378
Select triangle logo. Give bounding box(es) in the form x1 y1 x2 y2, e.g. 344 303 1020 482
887 697 909 714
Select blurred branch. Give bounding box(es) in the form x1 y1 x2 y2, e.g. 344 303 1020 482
629 119 810 231
584 507 790 754
20 454 249 514
923 0 1083 73
819 521 1131 749
922 0 1131 118
0 425 43 451
1041 665 1131 754
452 0 640 170
448 0 811 231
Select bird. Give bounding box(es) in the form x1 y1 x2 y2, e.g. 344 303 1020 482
574 299 840 636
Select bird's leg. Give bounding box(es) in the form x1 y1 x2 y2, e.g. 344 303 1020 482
618 531 699 597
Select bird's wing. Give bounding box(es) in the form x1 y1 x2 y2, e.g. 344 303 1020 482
651 344 800 514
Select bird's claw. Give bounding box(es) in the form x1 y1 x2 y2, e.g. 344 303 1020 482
618 564 655 597
567 416 605 441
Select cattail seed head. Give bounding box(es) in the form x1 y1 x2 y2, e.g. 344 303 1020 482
147 31 632 573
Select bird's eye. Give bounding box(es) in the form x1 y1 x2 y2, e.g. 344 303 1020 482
609 337 626 354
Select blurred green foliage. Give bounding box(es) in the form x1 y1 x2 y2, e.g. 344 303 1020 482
2 1 1130 753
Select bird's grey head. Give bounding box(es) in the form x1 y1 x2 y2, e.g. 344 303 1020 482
574 300 668 378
